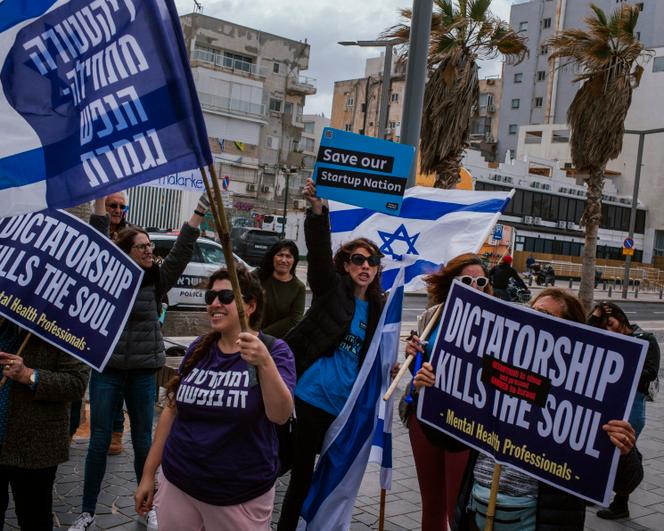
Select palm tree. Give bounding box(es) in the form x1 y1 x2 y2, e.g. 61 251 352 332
382 0 527 188
547 3 648 309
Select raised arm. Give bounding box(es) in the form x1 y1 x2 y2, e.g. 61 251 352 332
303 178 336 297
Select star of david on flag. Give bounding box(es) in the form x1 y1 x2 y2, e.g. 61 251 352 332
330 186 513 291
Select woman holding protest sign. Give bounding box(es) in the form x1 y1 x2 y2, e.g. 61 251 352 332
134 266 295 530
257 239 306 338
277 178 386 531
0 318 89 530
402 253 492 530
69 195 210 531
413 288 644 531
588 301 660 520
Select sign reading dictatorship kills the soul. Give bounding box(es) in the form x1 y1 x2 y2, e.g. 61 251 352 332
313 128 415 215
417 281 648 505
0 210 143 371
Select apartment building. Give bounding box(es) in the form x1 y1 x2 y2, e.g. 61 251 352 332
469 77 502 161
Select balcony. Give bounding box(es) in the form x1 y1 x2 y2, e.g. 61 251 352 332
191 49 270 78
198 92 266 119
283 110 305 128
286 74 317 95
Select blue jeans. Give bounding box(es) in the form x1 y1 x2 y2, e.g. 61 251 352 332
82 368 157 514
629 391 646 439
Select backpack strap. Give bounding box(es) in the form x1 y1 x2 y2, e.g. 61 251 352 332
260 332 277 352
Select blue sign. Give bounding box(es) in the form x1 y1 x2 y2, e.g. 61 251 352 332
492 224 504 241
623 238 634 249
0 0 212 217
0 210 143 371
417 281 647 504
313 128 415 215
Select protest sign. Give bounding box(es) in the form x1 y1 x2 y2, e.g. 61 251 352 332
313 128 415 215
0 210 143 371
144 170 206 193
0 0 211 217
417 282 647 504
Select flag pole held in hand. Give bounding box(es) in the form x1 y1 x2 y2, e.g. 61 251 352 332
383 303 443 401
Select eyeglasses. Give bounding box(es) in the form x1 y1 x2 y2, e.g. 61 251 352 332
132 242 155 252
458 275 489 288
349 254 381 267
106 202 128 211
204 289 249 305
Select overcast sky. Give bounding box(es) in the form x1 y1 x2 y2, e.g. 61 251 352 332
174 0 520 116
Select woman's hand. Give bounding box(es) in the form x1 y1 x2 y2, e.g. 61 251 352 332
303 178 323 215
405 334 425 359
0 352 33 386
134 476 155 516
237 332 271 368
603 420 636 455
413 362 435 391
390 363 400 379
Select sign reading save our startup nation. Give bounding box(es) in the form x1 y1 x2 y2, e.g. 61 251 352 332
313 128 415 215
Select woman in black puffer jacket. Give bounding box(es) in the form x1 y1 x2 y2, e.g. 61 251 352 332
277 178 385 531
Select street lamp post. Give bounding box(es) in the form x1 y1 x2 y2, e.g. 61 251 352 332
621 128 664 298
338 39 402 139
281 167 291 239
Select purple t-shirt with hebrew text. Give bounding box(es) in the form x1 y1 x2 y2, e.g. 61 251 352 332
161 336 296 505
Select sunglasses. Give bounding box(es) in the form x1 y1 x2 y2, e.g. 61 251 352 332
106 202 128 211
349 253 381 267
132 242 155 252
458 275 489 288
204 289 249 305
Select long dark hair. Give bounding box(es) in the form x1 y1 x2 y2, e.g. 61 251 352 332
165 266 264 403
257 239 300 281
333 237 384 301
115 227 149 255
531 288 586 324
424 253 492 305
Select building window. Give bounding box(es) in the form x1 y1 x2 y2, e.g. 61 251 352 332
284 102 293 114
511 98 520 109
361 103 367 112
273 62 280 73
269 98 282 112
303 121 315 134
514 73 523 83
543 18 552 29
540 45 548 55
390 93 399 102
223 51 254 73
345 96 354 107
537 70 546 81
636 3 644 11
344 123 352 132
552 129 570 143
509 124 518 135
519 21 528 32
654 57 664 72
636 31 640 41
525 131 543 144
534 97 543 108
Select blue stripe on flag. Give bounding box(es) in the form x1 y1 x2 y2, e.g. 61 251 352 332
0 0 58 32
0 149 46 190
381 259 439 290
330 197 509 232
371 417 393 469
386 286 404 325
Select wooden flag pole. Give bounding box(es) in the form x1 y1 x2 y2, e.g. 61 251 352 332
200 166 256 386
0 332 32 389
383 303 443 401
378 488 386 531
484 463 502 531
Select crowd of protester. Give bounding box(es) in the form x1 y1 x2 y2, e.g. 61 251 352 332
0 179 659 531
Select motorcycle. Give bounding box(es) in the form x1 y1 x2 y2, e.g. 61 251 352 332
507 278 531 304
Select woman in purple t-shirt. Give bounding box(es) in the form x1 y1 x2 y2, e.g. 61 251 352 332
134 266 296 531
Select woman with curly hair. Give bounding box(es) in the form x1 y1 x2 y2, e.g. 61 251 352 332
403 253 493 530
134 266 296 530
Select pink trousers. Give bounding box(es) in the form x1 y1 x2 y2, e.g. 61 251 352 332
155 472 275 531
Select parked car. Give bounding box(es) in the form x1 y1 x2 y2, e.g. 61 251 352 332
235 229 281 266
150 233 251 308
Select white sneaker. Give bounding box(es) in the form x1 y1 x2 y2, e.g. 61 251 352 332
139 508 158 530
68 512 95 530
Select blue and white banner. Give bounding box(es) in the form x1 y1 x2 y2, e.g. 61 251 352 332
0 209 143 371
330 186 513 291
298 268 404 530
0 0 211 217
417 281 648 505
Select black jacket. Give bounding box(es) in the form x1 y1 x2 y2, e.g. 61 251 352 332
284 207 384 377
452 447 643 531
489 263 526 290
630 325 660 394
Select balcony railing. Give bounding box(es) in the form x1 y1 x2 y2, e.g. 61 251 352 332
192 49 270 77
198 91 266 118
286 73 317 94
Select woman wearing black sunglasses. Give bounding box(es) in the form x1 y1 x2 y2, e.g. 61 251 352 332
135 266 295 530
401 253 492 530
277 178 385 530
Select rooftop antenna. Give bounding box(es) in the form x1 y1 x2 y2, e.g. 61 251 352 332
193 0 203 13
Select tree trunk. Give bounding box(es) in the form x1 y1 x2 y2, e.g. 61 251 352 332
578 168 604 311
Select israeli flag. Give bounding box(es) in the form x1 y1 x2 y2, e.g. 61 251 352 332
0 0 211 217
330 186 513 291
298 267 405 530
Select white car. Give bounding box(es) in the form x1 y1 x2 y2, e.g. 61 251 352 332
150 233 252 309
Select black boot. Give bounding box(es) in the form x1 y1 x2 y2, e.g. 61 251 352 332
597 494 629 520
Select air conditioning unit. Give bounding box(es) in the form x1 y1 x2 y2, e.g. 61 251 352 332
559 187 568 193
531 182 541 189
293 199 307 209
564 162 573 169
566 221 576 230
557 220 567 229
533 217 543 225
246 184 256 192
542 184 551 190
503 176 513 184
524 216 534 224
487 104 496 113
261 185 271 193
